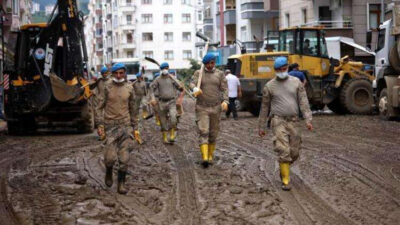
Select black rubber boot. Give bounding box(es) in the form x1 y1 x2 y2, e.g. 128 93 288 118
117 171 128 195
105 166 113 187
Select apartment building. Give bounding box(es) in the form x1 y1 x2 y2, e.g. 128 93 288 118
211 0 279 65
136 0 201 73
280 0 391 54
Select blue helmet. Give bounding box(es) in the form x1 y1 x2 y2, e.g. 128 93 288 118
111 63 126 72
100 66 108 74
160 62 169 70
202 52 217 64
274 56 288 69
154 72 160 78
136 72 142 78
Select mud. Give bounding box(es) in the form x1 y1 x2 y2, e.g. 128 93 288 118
0 99 399 225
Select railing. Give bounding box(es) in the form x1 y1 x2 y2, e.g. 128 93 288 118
303 20 352 29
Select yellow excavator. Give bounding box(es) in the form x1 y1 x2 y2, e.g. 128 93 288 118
227 27 374 115
1 0 93 134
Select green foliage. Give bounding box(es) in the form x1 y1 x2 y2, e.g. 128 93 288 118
177 59 200 84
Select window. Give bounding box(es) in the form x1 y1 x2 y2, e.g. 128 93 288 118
182 14 191 23
376 28 386 52
368 4 381 30
302 8 307 25
142 32 153 41
143 51 154 58
182 0 189 4
127 33 133 43
279 30 295 52
183 50 192 59
318 6 331 21
182 32 191 41
142 14 153 23
198 11 202 21
127 50 133 58
285 13 290 28
126 15 132 24
96 28 103 36
164 14 173 23
240 26 247 41
96 43 103 50
142 0 152 4
302 30 319 57
164 0 172 4
205 7 211 18
126 0 132 6
164 50 174 60
12 0 19 15
164 32 173 41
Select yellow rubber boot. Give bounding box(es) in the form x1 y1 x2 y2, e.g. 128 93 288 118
156 116 161 126
208 143 216 162
162 131 170 144
134 130 144 145
169 128 176 142
142 110 149 119
200 144 209 167
279 162 291 191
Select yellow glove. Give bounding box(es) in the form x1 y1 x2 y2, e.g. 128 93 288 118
150 99 158 106
193 87 203 97
97 125 106 140
134 130 143 145
221 102 228 112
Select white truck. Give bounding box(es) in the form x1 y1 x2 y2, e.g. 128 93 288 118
368 2 400 120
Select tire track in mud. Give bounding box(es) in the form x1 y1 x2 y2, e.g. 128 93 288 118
219 131 354 225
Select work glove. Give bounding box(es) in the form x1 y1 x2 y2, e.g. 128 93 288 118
259 129 266 137
150 99 158 106
193 87 203 97
97 125 106 141
133 130 144 145
221 101 228 112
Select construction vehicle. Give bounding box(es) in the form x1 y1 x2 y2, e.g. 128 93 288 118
227 27 374 116
1 0 93 134
367 2 400 120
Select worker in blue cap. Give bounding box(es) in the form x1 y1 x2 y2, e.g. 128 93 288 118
95 62 138 194
258 56 313 191
189 52 229 167
131 71 149 145
93 65 110 139
150 62 184 144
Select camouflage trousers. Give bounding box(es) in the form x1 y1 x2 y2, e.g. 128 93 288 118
103 124 134 172
133 95 148 131
195 104 221 145
158 99 177 131
271 115 302 163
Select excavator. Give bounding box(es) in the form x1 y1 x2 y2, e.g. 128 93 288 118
2 0 93 134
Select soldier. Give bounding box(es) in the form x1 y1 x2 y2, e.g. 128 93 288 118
94 65 110 140
150 62 183 144
95 63 137 194
190 53 229 167
258 57 313 191
151 72 161 126
131 72 147 145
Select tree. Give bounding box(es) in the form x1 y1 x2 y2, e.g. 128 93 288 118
177 59 200 84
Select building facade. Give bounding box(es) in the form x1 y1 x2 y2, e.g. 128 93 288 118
279 0 391 54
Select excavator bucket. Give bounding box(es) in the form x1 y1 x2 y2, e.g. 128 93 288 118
49 73 80 102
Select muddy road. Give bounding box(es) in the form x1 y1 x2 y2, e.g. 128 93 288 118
0 100 399 225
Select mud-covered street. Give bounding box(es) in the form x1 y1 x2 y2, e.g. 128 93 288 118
0 100 399 225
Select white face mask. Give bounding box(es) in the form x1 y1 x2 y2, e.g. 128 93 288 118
162 69 169 75
276 71 289 79
112 77 125 83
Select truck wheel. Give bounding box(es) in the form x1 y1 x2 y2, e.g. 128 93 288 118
378 88 396 120
77 101 94 133
7 116 37 135
248 103 260 116
340 78 373 114
327 98 347 114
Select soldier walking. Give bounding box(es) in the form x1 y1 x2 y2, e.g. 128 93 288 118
151 72 161 126
258 57 313 191
94 66 110 140
190 53 229 167
95 63 137 194
150 62 183 144
132 72 147 145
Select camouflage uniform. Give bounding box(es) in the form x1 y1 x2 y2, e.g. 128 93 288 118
258 76 312 163
92 76 109 126
191 69 228 145
150 75 182 131
95 80 137 172
132 79 147 130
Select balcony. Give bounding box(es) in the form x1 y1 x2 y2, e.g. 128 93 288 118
241 1 278 20
224 10 236 25
204 18 213 33
120 22 135 31
120 42 136 49
302 20 353 38
120 3 136 12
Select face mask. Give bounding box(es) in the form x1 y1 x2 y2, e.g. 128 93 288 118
112 77 125 83
276 71 289 79
162 69 169 75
